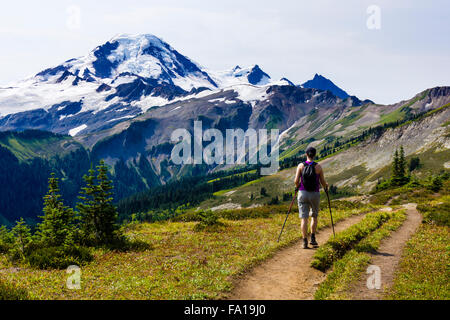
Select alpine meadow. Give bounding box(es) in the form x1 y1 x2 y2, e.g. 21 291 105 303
0 1 448 307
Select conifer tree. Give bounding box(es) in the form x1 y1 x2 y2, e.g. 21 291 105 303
392 149 400 183
0 225 14 253
77 167 98 245
391 146 408 186
37 173 76 247
95 160 120 244
11 218 31 259
398 146 406 181
77 161 120 245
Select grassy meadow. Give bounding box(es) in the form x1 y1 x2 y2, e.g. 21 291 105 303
0 201 376 300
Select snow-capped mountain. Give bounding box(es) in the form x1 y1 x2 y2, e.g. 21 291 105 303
0 33 370 137
209 65 271 87
0 34 289 136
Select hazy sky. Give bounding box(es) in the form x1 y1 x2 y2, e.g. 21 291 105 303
0 0 448 104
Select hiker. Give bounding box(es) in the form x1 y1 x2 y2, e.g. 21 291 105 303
294 146 328 249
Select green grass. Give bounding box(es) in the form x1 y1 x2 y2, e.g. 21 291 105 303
0 202 374 299
417 197 450 227
207 170 257 183
311 210 391 271
314 250 370 300
0 278 29 300
314 209 407 300
377 107 408 125
0 133 77 161
386 186 450 300
377 90 429 126
386 223 450 300
332 105 367 129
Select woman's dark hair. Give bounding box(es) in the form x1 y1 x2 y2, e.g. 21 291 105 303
305 146 317 158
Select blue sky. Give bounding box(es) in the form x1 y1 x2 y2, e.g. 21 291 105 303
0 0 448 104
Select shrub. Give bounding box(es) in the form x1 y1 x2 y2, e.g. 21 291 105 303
103 234 152 252
26 245 93 270
171 211 203 222
0 226 14 254
417 202 450 227
282 192 292 201
260 187 267 196
409 157 421 172
0 279 29 300
428 176 443 192
194 210 225 232
268 196 280 205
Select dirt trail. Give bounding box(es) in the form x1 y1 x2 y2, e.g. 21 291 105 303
229 212 372 300
228 204 420 300
348 203 422 299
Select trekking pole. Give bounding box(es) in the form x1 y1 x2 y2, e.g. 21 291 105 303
277 188 298 242
325 188 335 238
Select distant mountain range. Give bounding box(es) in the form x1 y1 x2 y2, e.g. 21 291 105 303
0 33 448 225
0 33 366 136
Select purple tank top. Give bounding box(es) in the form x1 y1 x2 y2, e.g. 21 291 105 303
299 161 320 192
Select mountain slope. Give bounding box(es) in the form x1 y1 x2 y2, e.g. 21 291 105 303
0 34 284 136
302 74 350 99
196 101 450 210
0 86 448 224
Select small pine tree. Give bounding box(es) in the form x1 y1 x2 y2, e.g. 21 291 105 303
268 196 279 205
95 160 120 244
11 218 32 259
37 173 76 247
398 146 406 180
77 167 98 244
392 149 400 183
77 161 121 245
0 226 14 253
260 187 267 196
391 147 408 186
409 157 421 172
430 176 443 192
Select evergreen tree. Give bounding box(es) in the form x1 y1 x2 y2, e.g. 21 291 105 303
95 160 120 244
11 218 32 259
398 146 406 180
37 173 76 247
77 167 98 245
260 187 267 196
0 225 14 253
77 161 121 245
392 149 400 183
391 146 408 186
409 157 421 172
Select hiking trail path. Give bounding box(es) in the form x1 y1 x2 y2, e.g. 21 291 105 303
228 203 421 300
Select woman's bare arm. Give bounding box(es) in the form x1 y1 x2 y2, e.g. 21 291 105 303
317 164 328 190
294 163 303 190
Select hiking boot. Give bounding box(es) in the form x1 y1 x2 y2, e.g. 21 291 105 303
302 238 309 249
310 233 318 246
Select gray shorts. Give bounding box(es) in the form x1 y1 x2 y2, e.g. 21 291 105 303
297 190 320 219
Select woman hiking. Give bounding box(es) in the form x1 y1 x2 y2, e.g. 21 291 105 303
294 146 329 249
